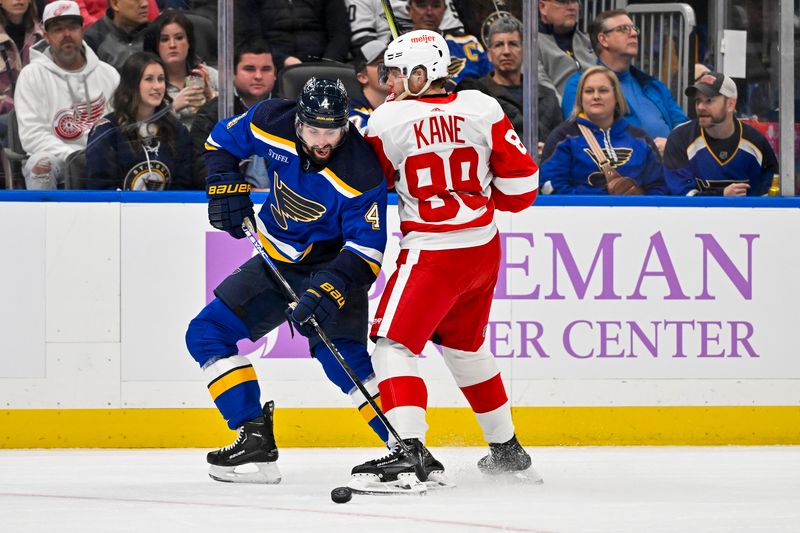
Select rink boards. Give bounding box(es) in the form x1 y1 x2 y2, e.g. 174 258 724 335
1 192 799 447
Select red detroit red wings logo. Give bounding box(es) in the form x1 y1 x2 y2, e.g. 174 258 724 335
53 95 106 140
699 74 718 86
53 4 73 16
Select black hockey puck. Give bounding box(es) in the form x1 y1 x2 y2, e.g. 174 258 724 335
331 486 353 504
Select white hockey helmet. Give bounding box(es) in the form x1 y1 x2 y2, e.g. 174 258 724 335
383 29 451 87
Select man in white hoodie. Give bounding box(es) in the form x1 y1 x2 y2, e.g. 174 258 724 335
15 0 119 189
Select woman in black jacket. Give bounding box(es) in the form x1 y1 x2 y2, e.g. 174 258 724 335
86 52 193 190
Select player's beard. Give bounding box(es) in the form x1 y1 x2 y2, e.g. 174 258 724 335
304 144 335 165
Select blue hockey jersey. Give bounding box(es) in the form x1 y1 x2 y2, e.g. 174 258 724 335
348 93 374 135
663 118 778 196
446 34 492 87
203 99 388 287
540 115 667 195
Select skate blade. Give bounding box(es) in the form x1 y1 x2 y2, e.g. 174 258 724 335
425 470 456 490
208 462 282 484
347 472 427 496
481 467 543 485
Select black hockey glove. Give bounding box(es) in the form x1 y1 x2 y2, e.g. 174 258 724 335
207 181 254 239
290 271 347 328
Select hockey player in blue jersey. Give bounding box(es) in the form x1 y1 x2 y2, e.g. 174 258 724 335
185 77 389 483
664 72 779 196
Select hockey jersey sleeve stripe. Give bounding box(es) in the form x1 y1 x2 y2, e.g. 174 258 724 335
250 123 298 154
493 171 539 195
319 167 361 198
256 219 313 263
739 139 763 166
343 242 383 275
686 136 706 160
259 232 313 263
204 135 222 151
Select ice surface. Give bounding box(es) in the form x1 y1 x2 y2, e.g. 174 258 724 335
1 446 799 532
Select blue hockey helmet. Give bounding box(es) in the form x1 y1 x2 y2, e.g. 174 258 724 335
296 77 350 129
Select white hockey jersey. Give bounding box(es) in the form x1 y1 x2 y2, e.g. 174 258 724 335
365 90 539 250
346 0 465 47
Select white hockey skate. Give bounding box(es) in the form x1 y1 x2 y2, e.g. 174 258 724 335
347 439 455 496
207 401 281 484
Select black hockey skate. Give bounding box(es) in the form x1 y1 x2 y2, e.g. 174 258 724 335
207 401 281 484
478 434 542 483
347 439 453 495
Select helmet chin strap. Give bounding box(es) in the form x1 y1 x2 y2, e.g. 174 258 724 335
396 71 434 101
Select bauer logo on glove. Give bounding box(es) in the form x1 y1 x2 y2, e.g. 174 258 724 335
320 282 345 308
290 271 347 326
208 183 252 196
206 178 255 239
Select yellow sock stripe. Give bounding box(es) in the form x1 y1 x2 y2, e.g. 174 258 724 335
207 365 258 401
358 395 382 424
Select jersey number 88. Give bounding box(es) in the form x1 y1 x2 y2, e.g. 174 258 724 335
404 146 486 223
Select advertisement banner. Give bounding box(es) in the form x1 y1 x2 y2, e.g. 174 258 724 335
190 206 800 379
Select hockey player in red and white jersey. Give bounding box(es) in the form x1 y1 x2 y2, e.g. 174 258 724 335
348 29 541 494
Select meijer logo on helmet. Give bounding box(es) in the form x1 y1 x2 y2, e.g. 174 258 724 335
410 35 436 44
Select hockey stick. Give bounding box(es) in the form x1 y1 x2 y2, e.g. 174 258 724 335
240 218 427 482
380 0 400 39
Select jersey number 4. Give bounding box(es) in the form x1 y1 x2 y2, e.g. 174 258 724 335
405 146 485 222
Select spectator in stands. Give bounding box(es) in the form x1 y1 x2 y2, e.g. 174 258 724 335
562 9 688 155
455 13 561 151
85 51 191 189
75 0 158 29
664 72 778 197
346 0 392 50
407 0 491 87
15 0 119 189
154 0 217 65
0 0 44 142
190 40 276 188
234 0 350 70
348 39 387 134
541 66 666 195
143 8 217 129
84 0 151 71
537 0 595 105
345 0 464 52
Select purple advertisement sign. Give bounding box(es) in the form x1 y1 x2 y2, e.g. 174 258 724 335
205 232 387 359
